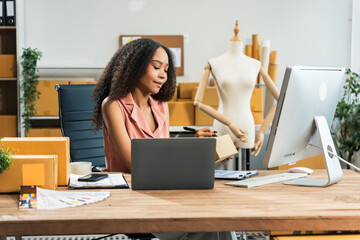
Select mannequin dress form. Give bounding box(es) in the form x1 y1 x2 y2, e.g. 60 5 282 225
209 39 259 148
194 21 279 159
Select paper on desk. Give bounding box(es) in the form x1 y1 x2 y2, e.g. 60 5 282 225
69 173 128 189
36 187 110 210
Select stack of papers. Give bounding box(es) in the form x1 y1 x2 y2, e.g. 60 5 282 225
37 188 110 209
19 186 110 210
69 173 129 189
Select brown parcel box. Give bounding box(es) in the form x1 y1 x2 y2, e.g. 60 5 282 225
0 115 17 137
215 134 238 162
0 155 58 193
168 101 194 126
191 86 219 106
178 82 199 99
35 80 69 116
1 137 70 185
0 54 16 77
26 128 63 137
195 106 218 126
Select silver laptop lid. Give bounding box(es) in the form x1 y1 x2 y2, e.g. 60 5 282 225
131 138 216 190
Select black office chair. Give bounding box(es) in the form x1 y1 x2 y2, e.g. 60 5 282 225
56 84 106 171
56 84 155 240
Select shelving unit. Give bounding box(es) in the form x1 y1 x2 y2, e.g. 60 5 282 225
0 25 18 137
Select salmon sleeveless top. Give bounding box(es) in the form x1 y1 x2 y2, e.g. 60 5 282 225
102 93 169 173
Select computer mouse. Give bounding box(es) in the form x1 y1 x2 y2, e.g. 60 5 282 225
288 167 313 175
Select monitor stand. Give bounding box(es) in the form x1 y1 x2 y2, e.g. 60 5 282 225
284 116 343 187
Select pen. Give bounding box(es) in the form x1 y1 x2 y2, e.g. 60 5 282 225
183 126 197 132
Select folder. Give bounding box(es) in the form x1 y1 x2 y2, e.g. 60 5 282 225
4 0 15 26
0 1 4 26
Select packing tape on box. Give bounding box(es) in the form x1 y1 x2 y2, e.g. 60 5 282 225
70 162 92 175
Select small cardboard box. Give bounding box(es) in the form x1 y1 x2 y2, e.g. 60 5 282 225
0 115 17 137
250 88 263 112
191 86 219 106
0 155 58 193
252 111 263 124
215 134 238 162
26 128 63 137
168 101 194 126
178 82 199 99
195 106 218 126
0 54 16 77
1 137 70 185
35 80 69 116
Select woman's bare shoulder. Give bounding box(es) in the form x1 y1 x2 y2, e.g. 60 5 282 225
102 97 120 114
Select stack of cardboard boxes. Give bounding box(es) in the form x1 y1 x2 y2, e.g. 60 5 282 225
0 137 70 192
168 82 263 126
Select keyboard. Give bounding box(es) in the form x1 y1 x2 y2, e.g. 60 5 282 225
225 173 308 188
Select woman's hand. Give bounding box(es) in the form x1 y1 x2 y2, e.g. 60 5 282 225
251 132 264 156
228 123 248 143
195 127 217 138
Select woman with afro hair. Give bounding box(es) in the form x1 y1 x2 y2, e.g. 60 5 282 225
92 39 234 240
92 38 216 172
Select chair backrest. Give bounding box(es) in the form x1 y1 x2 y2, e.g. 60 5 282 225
56 84 105 168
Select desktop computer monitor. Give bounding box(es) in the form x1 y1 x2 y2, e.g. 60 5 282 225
263 65 345 187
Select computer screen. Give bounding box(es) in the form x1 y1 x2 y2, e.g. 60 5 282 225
263 65 345 187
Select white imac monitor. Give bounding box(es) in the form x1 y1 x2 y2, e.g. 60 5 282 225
263 65 345 187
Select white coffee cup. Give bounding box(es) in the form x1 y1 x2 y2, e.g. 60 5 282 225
70 162 92 175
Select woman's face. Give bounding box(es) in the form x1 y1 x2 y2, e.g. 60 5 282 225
138 47 169 95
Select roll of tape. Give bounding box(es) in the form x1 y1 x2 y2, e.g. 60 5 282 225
70 162 92 175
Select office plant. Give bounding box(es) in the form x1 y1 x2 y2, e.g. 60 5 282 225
0 142 14 174
333 69 360 168
20 47 42 131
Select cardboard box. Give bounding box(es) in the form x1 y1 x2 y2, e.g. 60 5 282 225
69 80 97 85
250 88 263 112
195 106 218 126
0 54 16 77
252 111 263 124
169 86 178 102
178 82 199 99
1 137 70 185
191 86 219 106
0 115 17 137
272 155 326 170
35 80 69 116
215 134 238 162
168 102 194 126
26 128 63 137
0 155 58 193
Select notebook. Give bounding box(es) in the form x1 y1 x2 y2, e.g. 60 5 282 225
131 138 216 190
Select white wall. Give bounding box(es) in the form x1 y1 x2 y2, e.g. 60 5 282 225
351 0 360 73
20 0 353 85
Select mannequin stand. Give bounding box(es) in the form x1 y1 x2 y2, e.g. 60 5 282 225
240 149 251 170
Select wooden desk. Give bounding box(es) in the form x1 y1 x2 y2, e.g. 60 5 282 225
1 170 360 236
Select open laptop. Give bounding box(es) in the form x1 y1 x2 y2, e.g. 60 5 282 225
131 138 216 190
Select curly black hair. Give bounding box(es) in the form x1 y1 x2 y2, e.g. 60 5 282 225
92 38 177 130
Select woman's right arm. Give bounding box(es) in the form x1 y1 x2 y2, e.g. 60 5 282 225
102 98 132 171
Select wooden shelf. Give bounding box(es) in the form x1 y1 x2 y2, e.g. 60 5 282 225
0 26 16 29
0 77 16 81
